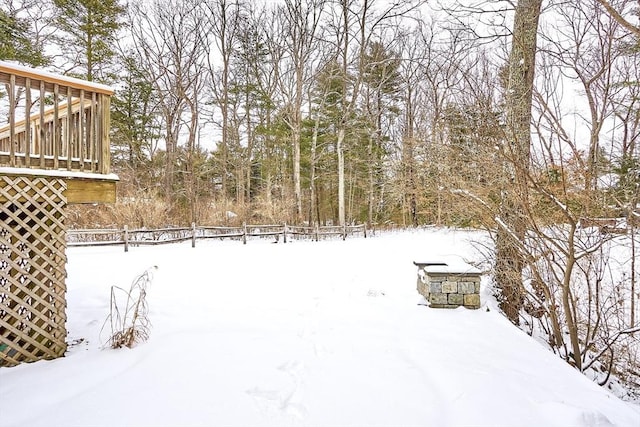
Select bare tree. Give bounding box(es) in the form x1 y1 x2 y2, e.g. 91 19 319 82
129 0 207 214
452 0 640 383
329 0 425 226
494 0 543 324
277 0 327 222
396 29 423 226
595 0 640 38
203 0 245 201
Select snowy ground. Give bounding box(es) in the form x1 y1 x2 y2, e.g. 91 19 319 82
1 228 638 427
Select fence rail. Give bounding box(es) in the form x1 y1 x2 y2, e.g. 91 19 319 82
67 223 367 252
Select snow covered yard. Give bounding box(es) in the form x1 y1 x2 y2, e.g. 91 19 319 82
0 228 638 427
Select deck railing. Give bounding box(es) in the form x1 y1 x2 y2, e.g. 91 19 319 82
0 61 114 174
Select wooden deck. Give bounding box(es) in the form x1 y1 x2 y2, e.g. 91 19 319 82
1 62 119 366
0 61 117 203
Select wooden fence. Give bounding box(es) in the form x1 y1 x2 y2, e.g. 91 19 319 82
67 223 368 252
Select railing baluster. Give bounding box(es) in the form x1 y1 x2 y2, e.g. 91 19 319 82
66 86 72 170
8 74 16 167
25 77 31 167
91 92 97 172
96 94 101 172
39 81 45 168
79 90 85 172
53 84 59 169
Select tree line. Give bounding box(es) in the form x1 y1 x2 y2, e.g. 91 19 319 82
1 0 637 229
2 0 640 397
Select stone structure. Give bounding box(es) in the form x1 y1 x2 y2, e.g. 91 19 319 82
415 261 481 309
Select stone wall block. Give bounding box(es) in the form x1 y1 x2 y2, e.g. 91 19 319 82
430 282 442 294
442 281 458 293
430 293 448 305
448 293 463 305
464 294 480 308
418 282 428 297
459 282 475 294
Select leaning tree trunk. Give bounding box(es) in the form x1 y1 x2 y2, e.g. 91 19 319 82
496 0 543 325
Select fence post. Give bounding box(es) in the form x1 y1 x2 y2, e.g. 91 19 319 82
315 223 319 242
123 225 129 253
191 222 196 248
343 224 347 241
283 222 287 244
243 222 247 245
363 224 367 238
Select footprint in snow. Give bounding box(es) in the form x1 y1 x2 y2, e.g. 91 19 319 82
246 361 308 419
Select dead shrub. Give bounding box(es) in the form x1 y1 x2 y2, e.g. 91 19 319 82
102 266 156 349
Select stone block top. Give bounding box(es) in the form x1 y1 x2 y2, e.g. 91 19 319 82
413 258 481 276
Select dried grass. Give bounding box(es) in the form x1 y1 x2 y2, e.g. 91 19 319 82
102 266 157 349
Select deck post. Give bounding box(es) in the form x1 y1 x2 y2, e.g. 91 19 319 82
100 95 111 175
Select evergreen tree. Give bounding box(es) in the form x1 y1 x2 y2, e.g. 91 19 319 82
0 8 47 66
361 41 402 225
111 53 158 173
53 0 124 81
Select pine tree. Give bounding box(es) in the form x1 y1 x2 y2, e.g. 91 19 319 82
361 41 402 225
53 0 124 82
111 53 158 172
0 8 47 66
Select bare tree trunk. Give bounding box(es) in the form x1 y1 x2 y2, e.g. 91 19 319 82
310 110 320 226
496 0 543 324
279 0 325 223
165 132 176 206
293 44 303 221
562 225 583 370
293 119 302 221
204 0 243 200
337 0 350 227
337 127 346 226
631 210 637 329
367 134 374 226
404 85 417 227
187 96 200 225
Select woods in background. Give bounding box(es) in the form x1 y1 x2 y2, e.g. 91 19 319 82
2 0 636 230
